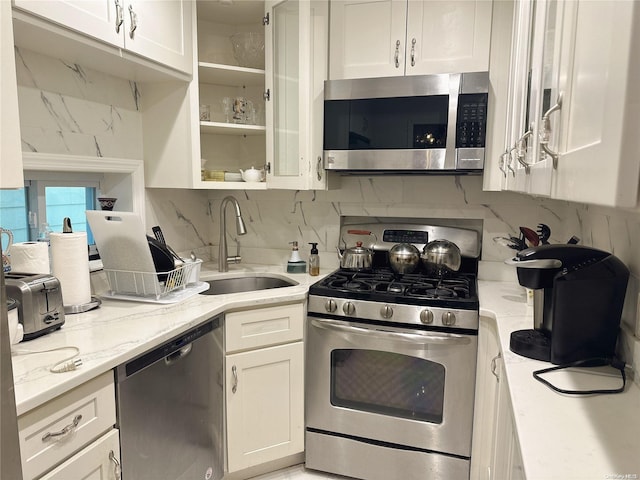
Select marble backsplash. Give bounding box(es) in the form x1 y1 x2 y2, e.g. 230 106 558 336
14 47 640 380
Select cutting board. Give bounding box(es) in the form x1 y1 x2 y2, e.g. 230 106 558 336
86 211 159 294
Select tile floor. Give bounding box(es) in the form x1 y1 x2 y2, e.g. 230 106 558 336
250 464 349 480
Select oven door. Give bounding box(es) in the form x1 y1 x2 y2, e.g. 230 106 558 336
306 315 477 458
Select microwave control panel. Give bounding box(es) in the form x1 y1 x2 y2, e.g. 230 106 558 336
456 93 488 148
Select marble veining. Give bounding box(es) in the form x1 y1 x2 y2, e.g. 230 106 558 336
13 48 640 384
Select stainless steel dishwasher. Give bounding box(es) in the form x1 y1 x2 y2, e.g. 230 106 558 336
116 316 223 480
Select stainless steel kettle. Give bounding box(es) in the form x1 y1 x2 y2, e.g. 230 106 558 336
336 241 372 271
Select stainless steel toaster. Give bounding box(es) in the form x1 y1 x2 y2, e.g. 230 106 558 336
5 273 65 340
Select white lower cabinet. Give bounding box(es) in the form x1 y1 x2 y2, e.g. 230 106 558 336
39 429 121 480
471 317 524 480
18 372 117 480
224 303 305 476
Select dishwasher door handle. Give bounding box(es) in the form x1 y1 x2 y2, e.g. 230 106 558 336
164 344 193 366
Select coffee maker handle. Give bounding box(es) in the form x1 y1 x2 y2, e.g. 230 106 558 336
504 258 562 269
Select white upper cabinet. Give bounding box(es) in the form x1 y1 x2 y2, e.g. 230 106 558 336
1 0 24 189
329 0 493 80
264 0 328 190
550 0 640 207
493 0 640 208
12 0 193 75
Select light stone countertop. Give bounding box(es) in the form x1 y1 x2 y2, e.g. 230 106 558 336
478 280 640 480
10 267 640 479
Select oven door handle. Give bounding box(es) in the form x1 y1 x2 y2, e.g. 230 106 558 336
310 318 472 345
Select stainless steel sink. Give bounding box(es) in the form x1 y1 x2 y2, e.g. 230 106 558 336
200 275 298 295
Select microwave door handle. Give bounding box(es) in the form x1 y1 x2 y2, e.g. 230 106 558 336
310 318 471 346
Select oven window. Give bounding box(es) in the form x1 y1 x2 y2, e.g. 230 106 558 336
324 95 448 150
330 349 445 424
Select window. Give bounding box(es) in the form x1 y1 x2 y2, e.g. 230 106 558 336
0 174 100 246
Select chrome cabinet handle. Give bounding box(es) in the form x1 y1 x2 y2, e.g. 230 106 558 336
394 40 401 68
540 93 563 168
42 414 82 442
490 353 502 381
410 38 416 66
316 156 323 181
232 365 238 393
498 152 508 177
507 147 517 176
128 4 137 39
515 128 535 173
109 450 122 480
263 89 270 101
114 0 124 33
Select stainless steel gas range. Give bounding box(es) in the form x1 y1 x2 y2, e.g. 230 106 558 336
305 218 482 480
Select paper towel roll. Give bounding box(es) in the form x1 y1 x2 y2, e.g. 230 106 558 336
10 242 50 274
50 232 91 307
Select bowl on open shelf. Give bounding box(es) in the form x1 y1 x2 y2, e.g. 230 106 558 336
229 32 265 69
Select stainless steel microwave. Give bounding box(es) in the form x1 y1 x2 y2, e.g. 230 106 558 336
323 72 489 173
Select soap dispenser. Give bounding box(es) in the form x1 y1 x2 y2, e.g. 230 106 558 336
308 242 320 276
287 241 307 273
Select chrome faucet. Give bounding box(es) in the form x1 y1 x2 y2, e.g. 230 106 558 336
218 195 247 272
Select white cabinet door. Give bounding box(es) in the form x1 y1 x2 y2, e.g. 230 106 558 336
329 0 492 80
39 429 120 480
265 0 328 190
124 0 193 74
1 0 23 189
12 0 192 74
225 342 304 473
489 358 525 480
12 0 122 46
405 0 492 76
470 317 501 480
329 0 407 79
551 0 640 207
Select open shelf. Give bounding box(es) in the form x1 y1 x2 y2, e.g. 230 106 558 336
198 62 265 87
200 121 266 136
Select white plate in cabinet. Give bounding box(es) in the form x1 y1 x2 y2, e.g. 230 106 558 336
198 62 265 87
225 303 304 353
200 121 266 136
18 372 116 480
39 429 120 480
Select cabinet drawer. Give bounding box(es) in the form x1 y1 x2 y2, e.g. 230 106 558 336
18 372 116 480
40 429 120 480
225 303 304 352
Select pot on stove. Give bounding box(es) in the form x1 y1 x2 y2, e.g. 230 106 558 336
421 239 461 276
389 243 420 274
336 241 372 271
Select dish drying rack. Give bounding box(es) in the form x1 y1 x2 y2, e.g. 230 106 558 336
104 261 199 300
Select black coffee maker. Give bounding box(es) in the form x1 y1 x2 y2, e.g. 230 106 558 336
508 244 629 365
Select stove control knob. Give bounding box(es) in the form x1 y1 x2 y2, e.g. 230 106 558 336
343 302 356 316
380 305 393 319
442 311 456 326
325 299 337 313
419 309 434 324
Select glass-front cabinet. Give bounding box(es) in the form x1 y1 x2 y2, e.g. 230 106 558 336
265 0 328 190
